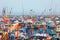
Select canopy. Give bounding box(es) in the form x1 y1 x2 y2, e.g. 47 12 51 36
10 34 15 39
14 20 20 23
0 20 8 23
0 22 4 24
26 19 33 23
34 33 48 37
11 19 16 23
42 22 47 25
49 31 56 36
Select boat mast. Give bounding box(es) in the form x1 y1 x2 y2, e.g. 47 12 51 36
9 8 12 16
21 0 24 16
50 0 53 15
2 8 6 20
2 8 6 17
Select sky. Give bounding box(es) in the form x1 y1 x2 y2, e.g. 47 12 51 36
0 0 60 15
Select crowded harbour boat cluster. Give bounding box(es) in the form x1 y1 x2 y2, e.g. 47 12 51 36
0 13 60 40
0 0 60 40
0 7 60 40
